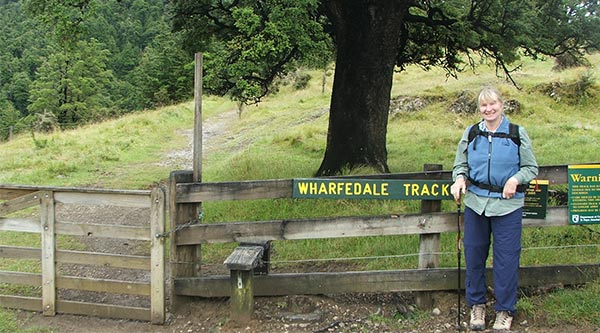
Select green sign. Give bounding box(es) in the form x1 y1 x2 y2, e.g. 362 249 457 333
293 178 549 219
293 178 452 200
568 164 600 224
523 180 549 219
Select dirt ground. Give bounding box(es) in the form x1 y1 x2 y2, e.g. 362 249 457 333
12 109 600 333
16 290 599 333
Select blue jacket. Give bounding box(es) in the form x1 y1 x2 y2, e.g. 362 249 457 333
467 118 523 199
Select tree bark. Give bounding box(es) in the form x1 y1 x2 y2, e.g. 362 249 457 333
316 0 408 176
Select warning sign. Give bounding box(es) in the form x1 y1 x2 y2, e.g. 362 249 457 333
568 164 600 224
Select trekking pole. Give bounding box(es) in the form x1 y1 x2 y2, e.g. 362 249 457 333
456 202 463 331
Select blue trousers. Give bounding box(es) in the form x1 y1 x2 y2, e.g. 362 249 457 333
463 207 522 313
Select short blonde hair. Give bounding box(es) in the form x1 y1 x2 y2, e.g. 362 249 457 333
478 86 504 106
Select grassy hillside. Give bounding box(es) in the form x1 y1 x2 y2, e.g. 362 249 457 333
2 54 599 187
1 53 600 328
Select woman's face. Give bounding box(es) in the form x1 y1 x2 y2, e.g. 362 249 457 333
479 98 503 124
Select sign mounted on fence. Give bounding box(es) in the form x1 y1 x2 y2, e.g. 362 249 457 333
293 178 550 219
293 178 453 200
568 164 600 225
523 180 549 219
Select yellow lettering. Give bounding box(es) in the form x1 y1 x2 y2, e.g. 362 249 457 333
570 173 600 182
344 182 352 195
403 184 411 196
329 182 337 194
381 183 388 196
297 182 309 195
363 183 372 195
430 184 438 196
354 183 361 195
442 184 450 196
309 182 317 194
411 184 419 196
319 182 328 195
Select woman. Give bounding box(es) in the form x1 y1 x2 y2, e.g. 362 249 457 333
450 86 538 331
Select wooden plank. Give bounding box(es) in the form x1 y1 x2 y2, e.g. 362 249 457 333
173 164 583 203
0 191 41 217
55 222 150 240
416 164 442 309
40 191 56 316
54 192 150 208
175 263 600 297
57 250 150 270
0 188 37 201
0 295 42 312
224 246 263 270
0 295 150 322
150 187 166 324
169 171 201 312
0 271 41 285
0 246 149 269
0 184 149 195
524 206 568 227
0 246 39 260
176 207 570 246
57 276 150 296
0 217 41 233
56 300 150 321
176 179 293 203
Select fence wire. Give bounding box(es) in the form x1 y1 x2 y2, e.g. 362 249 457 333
268 243 599 265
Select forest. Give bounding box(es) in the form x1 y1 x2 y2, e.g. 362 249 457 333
0 0 194 139
2 0 599 176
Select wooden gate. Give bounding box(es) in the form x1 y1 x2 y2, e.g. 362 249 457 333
0 185 166 324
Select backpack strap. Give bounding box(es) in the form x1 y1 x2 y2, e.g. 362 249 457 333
467 122 520 146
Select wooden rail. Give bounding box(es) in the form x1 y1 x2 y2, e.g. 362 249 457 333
168 164 600 323
0 185 166 324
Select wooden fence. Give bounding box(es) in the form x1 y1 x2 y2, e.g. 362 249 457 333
1 163 598 324
169 164 600 314
0 185 166 324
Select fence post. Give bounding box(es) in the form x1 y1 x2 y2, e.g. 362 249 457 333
150 186 166 324
169 171 201 311
40 190 56 316
415 164 442 309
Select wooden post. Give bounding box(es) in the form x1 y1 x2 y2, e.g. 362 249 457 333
224 245 263 323
230 270 255 323
169 53 204 311
169 171 201 311
415 164 442 309
193 53 203 183
150 187 166 324
40 190 56 316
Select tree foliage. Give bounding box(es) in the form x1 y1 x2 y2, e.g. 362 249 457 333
0 0 193 136
172 0 334 103
172 0 600 175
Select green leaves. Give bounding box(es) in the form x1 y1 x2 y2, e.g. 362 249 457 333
174 0 333 103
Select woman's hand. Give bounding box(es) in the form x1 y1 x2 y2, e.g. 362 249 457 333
503 177 519 199
451 177 466 204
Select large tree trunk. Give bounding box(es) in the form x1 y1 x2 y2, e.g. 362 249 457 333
316 1 407 176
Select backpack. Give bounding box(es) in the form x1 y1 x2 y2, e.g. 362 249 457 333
466 122 527 193
467 122 521 146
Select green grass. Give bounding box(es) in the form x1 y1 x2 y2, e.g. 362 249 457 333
518 279 600 328
1 53 600 328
